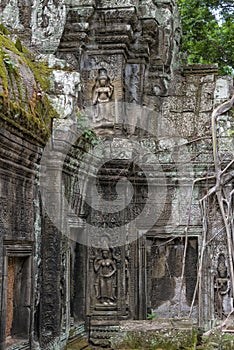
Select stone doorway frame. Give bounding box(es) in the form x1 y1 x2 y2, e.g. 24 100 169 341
0 241 33 350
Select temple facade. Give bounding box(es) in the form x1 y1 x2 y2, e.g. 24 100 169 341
0 1 233 349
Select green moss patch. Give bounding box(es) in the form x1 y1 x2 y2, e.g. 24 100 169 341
0 29 58 143
0 94 50 143
110 328 234 350
111 329 198 350
0 31 52 91
199 330 234 350
66 337 90 350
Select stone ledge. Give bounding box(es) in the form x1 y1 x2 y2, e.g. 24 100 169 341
5 338 29 350
119 318 196 332
183 64 219 76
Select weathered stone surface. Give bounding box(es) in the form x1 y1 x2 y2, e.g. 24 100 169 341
0 127 41 350
0 1 233 350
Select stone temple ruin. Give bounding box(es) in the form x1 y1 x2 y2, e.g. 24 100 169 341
0 0 233 349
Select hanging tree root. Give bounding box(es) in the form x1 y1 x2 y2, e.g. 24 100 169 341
178 93 234 325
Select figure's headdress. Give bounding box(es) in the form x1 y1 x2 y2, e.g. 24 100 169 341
101 238 109 252
98 68 108 81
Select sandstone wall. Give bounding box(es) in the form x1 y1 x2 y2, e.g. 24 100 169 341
0 125 41 349
0 1 233 349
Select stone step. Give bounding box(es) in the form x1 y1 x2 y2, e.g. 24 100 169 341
111 319 198 349
119 318 196 332
66 338 90 350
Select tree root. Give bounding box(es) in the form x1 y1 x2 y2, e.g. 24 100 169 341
178 93 234 328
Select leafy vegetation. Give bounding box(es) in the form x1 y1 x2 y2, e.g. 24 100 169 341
76 111 99 147
177 0 234 75
147 310 157 320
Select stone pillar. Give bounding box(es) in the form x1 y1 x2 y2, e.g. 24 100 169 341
39 118 78 347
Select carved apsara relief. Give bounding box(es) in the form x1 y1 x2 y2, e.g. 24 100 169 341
93 243 117 305
92 68 114 122
214 253 231 318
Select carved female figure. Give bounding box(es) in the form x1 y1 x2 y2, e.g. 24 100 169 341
92 68 114 122
94 248 117 305
214 253 231 318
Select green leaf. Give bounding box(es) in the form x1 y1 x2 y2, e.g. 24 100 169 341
177 0 234 75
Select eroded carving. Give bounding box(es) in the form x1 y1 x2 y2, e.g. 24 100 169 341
214 253 231 318
94 243 117 305
92 68 114 122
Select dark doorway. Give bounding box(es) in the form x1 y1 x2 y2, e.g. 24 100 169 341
5 256 31 346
